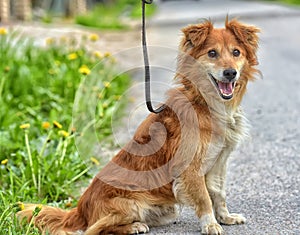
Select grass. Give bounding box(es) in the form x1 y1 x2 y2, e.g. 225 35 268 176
282 0 300 5
266 0 300 5
76 0 156 30
0 27 130 234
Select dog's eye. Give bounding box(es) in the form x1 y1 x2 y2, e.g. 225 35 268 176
233 49 240 57
208 50 217 58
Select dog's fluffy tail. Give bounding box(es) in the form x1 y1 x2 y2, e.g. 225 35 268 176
17 204 87 235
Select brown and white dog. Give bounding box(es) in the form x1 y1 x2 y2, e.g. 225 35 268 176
18 18 260 235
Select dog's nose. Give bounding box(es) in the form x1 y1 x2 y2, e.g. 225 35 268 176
223 69 237 81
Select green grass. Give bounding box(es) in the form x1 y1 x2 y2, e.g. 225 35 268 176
0 28 130 234
76 0 156 30
266 0 300 5
282 0 300 5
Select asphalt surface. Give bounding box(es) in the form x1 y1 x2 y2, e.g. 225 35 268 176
114 1 300 234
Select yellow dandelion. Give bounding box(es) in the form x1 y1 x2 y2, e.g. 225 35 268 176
46 38 55 45
79 65 91 75
94 51 102 59
18 202 25 211
33 205 42 216
68 53 78 60
102 102 109 109
89 33 99 42
65 202 72 208
58 130 70 138
1 159 8 165
103 81 111 88
42 122 51 129
53 121 62 129
20 123 30 129
0 27 8 35
104 52 111 57
90 157 100 166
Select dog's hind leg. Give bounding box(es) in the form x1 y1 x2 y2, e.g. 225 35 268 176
95 205 177 234
107 222 150 234
84 213 141 235
144 205 178 227
84 197 150 235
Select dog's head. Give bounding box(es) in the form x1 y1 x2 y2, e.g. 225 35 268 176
178 19 260 102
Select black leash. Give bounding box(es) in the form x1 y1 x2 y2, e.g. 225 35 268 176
142 0 166 114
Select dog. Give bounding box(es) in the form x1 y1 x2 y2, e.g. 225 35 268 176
17 18 260 235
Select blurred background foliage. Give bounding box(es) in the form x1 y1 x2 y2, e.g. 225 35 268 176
282 0 300 4
32 0 156 29
1 0 157 29
75 0 156 29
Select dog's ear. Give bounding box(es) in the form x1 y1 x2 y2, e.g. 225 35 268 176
181 21 213 48
226 19 260 66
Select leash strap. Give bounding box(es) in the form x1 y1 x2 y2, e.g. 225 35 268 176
142 0 166 114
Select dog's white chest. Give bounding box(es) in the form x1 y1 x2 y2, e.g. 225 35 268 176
225 108 249 147
200 108 249 176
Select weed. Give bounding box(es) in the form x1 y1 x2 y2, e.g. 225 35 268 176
0 27 130 234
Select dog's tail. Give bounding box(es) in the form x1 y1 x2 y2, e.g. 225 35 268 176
17 204 87 234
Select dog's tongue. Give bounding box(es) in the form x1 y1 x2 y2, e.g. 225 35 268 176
218 81 234 95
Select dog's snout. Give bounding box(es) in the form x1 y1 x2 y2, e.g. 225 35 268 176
223 69 237 81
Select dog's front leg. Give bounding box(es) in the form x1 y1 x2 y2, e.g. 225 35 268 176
205 149 246 225
173 163 223 235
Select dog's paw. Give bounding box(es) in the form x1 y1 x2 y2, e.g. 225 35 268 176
201 222 223 235
200 213 223 235
128 222 150 234
217 213 246 225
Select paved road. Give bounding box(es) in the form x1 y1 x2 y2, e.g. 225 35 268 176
114 1 300 234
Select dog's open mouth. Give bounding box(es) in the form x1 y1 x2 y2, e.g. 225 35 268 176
209 74 236 100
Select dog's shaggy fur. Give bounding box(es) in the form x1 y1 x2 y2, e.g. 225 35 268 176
18 19 260 235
